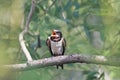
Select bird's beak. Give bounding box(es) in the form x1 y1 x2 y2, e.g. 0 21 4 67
52 30 56 35
51 31 59 37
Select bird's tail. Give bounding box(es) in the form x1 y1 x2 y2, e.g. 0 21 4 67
56 64 63 69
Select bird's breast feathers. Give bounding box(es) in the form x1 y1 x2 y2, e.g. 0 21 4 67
50 38 63 55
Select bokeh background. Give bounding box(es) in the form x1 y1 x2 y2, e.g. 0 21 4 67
0 0 120 80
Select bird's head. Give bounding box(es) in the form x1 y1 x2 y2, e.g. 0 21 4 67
51 29 62 41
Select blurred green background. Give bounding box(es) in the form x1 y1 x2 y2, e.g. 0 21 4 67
0 0 120 80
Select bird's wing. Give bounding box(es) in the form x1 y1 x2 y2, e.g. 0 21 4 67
62 38 66 55
46 37 54 56
46 37 50 47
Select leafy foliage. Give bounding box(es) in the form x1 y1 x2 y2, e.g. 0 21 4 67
0 0 120 80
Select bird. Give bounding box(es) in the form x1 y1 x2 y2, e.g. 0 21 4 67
46 29 66 69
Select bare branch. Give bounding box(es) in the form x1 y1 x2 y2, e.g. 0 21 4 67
3 54 120 71
19 0 36 61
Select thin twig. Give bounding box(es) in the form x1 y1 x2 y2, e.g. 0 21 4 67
40 0 57 15
48 0 57 10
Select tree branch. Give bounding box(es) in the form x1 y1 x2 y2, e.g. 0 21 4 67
3 54 120 71
19 0 36 61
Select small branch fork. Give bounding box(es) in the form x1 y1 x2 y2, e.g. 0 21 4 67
19 0 36 62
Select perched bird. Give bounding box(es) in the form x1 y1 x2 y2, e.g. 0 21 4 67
46 29 66 69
